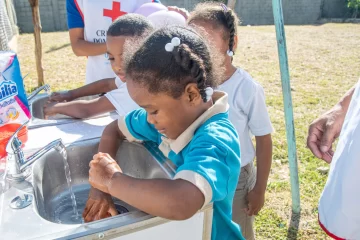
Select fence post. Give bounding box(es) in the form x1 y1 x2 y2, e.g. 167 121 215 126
272 0 301 214
29 0 44 86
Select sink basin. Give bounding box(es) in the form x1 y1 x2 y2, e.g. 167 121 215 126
32 138 175 225
28 94 117 129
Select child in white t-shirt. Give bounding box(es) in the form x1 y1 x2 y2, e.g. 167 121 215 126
188 3 273 239
43 14 153 118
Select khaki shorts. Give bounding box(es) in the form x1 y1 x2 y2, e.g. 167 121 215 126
232 162 256 240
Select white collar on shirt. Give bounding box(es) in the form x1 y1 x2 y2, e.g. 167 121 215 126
159 91 229 156
118 91 230 157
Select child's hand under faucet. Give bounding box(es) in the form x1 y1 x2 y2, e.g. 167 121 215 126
49 91 75 102
82 187 118 222
89 152 122 194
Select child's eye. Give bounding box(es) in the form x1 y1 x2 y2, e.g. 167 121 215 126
150 110 158 115
108 57 115 61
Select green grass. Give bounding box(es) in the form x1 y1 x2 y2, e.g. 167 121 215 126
17 23 360 239
17 32 87 92
235 23 360 239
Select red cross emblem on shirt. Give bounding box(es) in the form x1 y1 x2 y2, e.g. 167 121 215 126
103 1 127 22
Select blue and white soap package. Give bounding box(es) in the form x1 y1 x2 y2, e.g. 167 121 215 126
0 51 31 127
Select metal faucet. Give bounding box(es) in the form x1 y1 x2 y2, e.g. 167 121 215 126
27 84 50 103
5 119 64 182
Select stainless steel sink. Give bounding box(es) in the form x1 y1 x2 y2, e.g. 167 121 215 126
0 138 177 239
28 94 116 129
32 138 175 225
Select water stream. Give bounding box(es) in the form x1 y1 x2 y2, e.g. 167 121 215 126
58 146 81 223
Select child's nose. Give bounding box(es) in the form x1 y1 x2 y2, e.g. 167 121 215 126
147 114 156 125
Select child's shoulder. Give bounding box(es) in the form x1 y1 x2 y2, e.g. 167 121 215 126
229 68 264 92
192 113 239 148
221 68 266 108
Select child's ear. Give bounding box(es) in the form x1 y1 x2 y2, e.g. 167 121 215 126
233 35 238 51
184 83 202 105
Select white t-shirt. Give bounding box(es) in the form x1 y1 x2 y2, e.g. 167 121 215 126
318 80 360 239
218 68 273 167
74 0 157 84
105 76 139 116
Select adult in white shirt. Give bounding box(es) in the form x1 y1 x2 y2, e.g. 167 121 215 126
66 0 160 84
307 80 360 239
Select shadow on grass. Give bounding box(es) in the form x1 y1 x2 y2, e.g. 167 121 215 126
46 43 71 53
287 211 301 240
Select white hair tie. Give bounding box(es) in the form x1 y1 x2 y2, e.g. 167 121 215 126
227 50 234 57
165 37 181 52
205 87 214 102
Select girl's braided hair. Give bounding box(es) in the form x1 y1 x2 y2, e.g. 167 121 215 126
187 2 240 56
125 26 223 102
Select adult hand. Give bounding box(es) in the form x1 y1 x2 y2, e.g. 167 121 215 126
307 106 345 163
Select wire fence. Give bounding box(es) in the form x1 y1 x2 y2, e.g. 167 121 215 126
0 0 18 51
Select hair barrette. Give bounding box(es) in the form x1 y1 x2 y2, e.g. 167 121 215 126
220 3 228 11
165 37 181 52
205 87 214 102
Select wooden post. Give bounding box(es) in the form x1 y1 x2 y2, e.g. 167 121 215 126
227 0 237 9
29 0 44 86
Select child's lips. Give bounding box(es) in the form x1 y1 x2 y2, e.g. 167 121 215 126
116 73 125 79
158 129 166 134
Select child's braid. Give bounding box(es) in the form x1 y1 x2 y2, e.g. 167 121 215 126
222 4 236 55
173 44 208 102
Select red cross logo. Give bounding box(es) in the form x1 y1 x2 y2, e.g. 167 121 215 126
103 2 127 22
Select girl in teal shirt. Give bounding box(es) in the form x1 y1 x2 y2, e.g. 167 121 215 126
86 25 245 240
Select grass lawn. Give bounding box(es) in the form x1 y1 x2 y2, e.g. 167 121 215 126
17 23 360 239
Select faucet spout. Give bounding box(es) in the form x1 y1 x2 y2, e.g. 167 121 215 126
20 139 64 172
27 84 50 103
5 119 64 182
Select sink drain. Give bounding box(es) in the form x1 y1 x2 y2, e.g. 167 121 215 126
115 203 129 215
10 194 33 209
